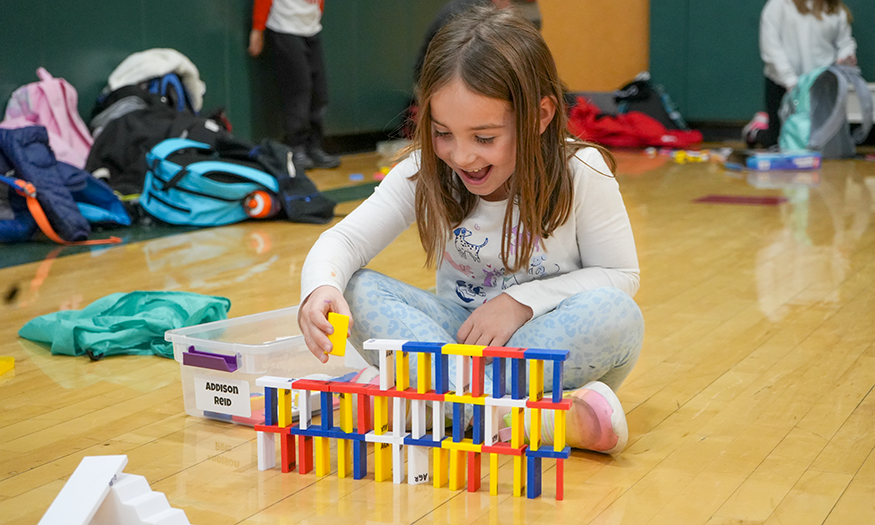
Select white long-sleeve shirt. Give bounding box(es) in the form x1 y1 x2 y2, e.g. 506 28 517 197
300 147 640 318
760 0 856 89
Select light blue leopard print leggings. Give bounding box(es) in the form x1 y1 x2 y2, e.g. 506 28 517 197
344 269 644 394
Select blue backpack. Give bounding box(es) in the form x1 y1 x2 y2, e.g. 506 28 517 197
780 65 873 159
142 138 280 226
144 73 196 113
0 126 130 244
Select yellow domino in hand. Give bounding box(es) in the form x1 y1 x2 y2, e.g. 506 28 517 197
327 312 348 356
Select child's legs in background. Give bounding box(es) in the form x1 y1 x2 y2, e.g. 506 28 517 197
759 77 786 148
507 286 644 393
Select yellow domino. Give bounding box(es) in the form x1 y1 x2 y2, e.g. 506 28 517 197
434 447 449 488
278 388 292 428
441 438 482 454
448 449 467 490
441 343 485 357
529 359 544 401
417 352 432 393
510 407 525 448
315 437 331 477
397 351 410 391
530 408 541 451
374 395 389 435
444 393 487 406
375 442 392 482
327 312 348 356
489 453 499 495
554 409 567 451
337 439 351 478
513 456 526 497
339 392 353 433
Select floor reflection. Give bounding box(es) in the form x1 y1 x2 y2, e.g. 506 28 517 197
754 166 873 321
142 226 279 291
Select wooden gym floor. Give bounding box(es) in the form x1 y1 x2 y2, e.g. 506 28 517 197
1 144 874 524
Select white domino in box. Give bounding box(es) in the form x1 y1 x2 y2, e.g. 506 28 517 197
165 305 358 425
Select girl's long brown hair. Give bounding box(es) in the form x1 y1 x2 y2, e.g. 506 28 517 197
412 6 615 273
792 0 852 21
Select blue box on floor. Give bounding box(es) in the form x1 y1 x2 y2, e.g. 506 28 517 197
725 150 822 171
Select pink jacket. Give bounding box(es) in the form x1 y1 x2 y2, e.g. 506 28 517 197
0 68 93 168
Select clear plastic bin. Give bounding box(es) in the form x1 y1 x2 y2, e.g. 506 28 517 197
166 306 358 426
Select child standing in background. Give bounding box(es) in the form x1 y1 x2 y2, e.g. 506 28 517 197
248 0 341 170
745 0 857 148
298 6 644 455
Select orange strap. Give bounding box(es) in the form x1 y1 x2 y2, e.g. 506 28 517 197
13 179 122 246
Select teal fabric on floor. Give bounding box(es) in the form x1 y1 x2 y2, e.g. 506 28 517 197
19 291 231 359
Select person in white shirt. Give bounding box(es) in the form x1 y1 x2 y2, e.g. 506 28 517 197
299 6 643 455
745 0 857 148
248 0 340 170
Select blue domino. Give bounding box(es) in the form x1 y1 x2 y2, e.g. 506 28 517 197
289 426 365 441
402 341 445 354
472 405 485 445
526 456 542 499
511 358 527 400
404 435 447 448
435 353 450 394
552 361 564 403
263 387 277 426
453 402 466 442
492 357 506 399
525 445 571 459
353 440 368 479
523 348 570 361
320 391 333 430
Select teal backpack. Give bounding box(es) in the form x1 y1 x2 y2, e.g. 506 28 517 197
779 65 873 159
142 138 280 226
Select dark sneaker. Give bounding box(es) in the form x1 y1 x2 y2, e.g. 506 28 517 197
742 112 769 148
308 147 341 169
292 146 315 171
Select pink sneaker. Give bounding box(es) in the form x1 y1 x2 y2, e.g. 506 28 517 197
567 381 628 455
742 112 769 148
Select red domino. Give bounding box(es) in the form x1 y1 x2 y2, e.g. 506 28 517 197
297 435 313 474
467 452 481 492
292 379 332 392
329 382 372 395
472 357 484 397
356 392 372 433
254 424 290 434
526 398 572 411
383 387 446 401
556 459 564 500
281 433 296 473
482 442 527 456
483 346 527 359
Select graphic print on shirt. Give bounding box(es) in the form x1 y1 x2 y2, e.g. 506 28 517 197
453 227 488 263
528 254 560 278
442 251 476 280
505 225 543 257
482 265 504 288
455 279 486 303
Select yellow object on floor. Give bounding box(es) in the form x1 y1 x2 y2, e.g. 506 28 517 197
0 356 13 376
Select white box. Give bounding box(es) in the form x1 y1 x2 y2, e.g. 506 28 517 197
166 306 357 426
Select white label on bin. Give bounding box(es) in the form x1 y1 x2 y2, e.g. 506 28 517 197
193 375 251 418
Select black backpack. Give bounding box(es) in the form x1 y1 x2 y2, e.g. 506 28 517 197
614 74 690 130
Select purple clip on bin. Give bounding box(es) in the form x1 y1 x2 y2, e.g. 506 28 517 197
182 346 239 373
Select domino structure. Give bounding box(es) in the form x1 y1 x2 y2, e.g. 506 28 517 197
254 318 571 500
